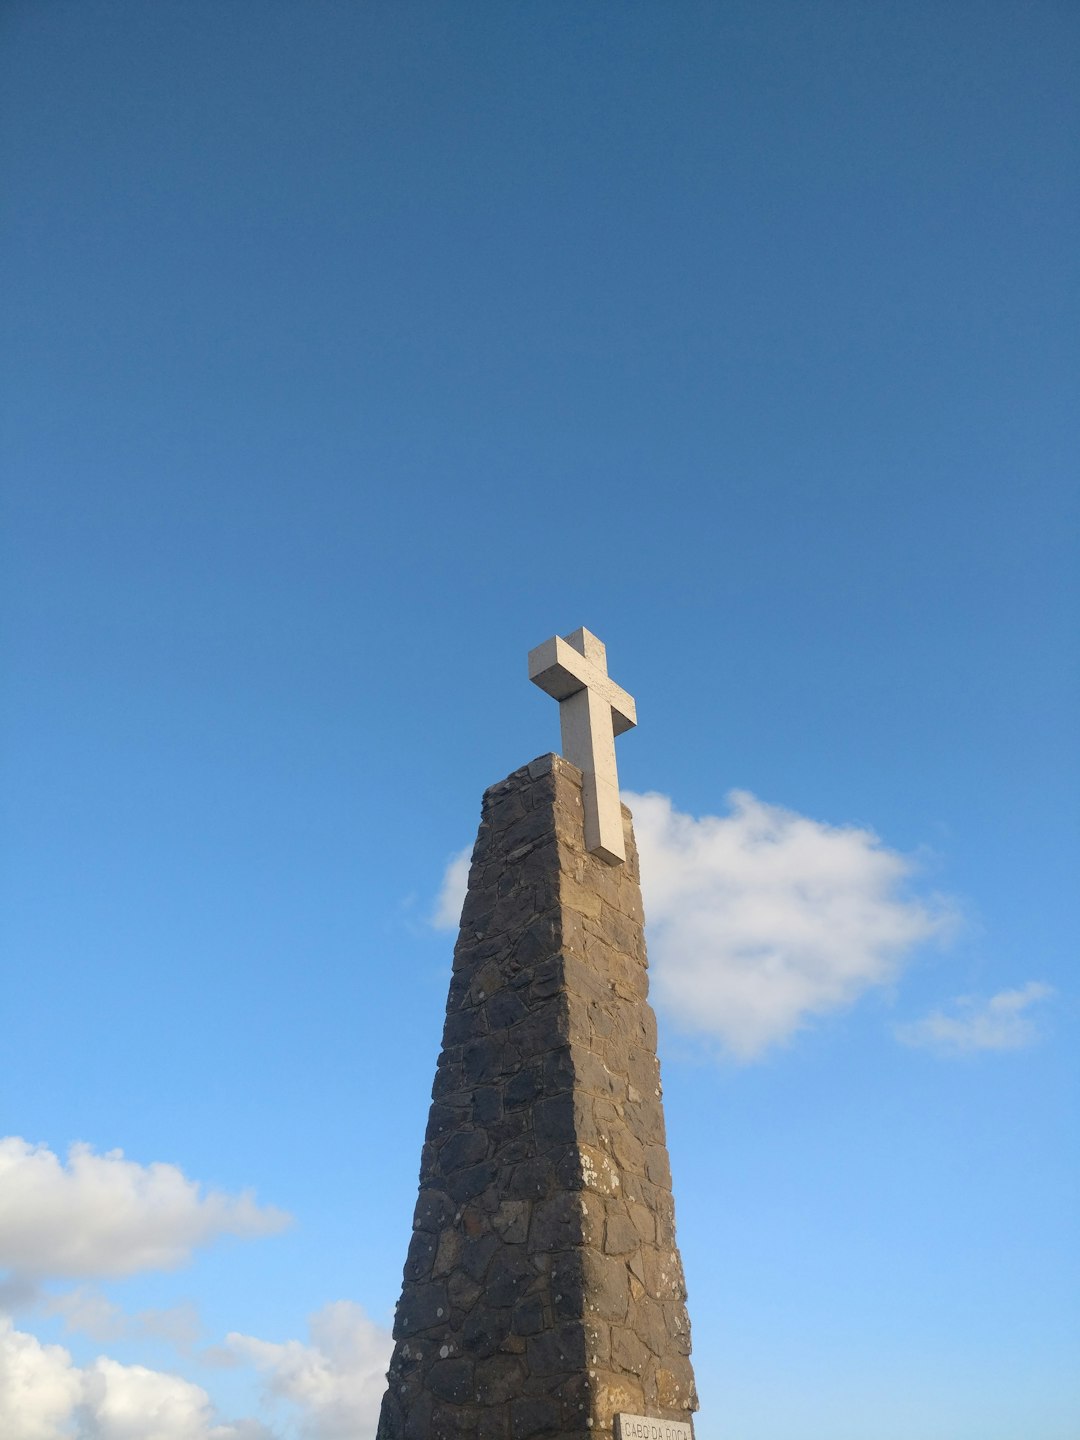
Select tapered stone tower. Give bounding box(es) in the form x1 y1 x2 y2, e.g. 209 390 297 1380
377 632 697 1440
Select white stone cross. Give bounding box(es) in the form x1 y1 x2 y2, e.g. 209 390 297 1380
528 627 637 865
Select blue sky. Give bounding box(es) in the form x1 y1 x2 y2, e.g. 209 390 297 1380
2 3 1077 1438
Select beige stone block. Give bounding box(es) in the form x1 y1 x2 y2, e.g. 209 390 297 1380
578 1143 622 1197
593 1376 646 1428
560 872 603 920
611 1327 651 1378
611 1127 647 1178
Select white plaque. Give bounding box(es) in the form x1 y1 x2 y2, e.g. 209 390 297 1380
615 1415 694 1440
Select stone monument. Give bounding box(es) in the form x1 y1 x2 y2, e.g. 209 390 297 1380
376 628 698 1440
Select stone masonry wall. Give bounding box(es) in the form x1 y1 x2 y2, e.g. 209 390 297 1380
376 755 697 1440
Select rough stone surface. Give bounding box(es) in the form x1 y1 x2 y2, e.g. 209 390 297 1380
377 756 698 1440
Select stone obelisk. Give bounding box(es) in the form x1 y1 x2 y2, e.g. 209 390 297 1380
377 630 697 1440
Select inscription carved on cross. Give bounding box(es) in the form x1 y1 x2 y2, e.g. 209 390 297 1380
528 627 637 865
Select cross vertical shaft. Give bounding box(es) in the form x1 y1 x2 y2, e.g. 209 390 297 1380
528 627 636 865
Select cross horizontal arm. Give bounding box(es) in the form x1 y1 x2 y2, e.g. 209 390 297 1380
527 636 637 734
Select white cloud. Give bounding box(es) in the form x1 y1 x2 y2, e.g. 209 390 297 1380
431 847 471 930
79 1357 264 1440
227 1301 391 1440
626 789 955 1059
0 1140 291 1283
0 1317 82 1440
0 1318 269 1440
135 1304 203 1355
895 982 1054 1054
46 1292 202 1354
136 1304 203 1355
45 1291 126 1345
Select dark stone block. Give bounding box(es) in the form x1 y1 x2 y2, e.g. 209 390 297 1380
439 1127 489 1174
433 1402 482 1439
485 1248 534 1307
477 1409 511 1440
504 1063 543 1110
447 1268 482 1313
502 806 555 852
458 894 495 936
441 1008 479 1047
486 988 528 1029
403 1230 437 1282
542 1046 575 1094
461 1233 500 1283
527 868 561 914
412 1188 454 1234
510 1395 561 1439
511 1294 545 1335
513 997 571 1057
472 960 508 1003
549 1250 585 1321
462 1206 489 1237
463 1304 512 1358
475 1352 526 1404
376 1391 404 1440
401 1390 433 1440
425 1102 458 1145
511 916 561 969
394 1281 449 1338
488 1117 530 1153
491 1199 530 1244
555 1373 592 1426
418 1141 439 1183
507 1156 552 1199
527 959 562 1001
532 1095 576 1146
487 789 527 831
431 1061 466 1099
471 1088 502 1127
553 1149 585 1191
464 1036 520 1085
526 1324 586 1376
427 1356 474 1404
529 1193 583 1254
448 1161 499 1204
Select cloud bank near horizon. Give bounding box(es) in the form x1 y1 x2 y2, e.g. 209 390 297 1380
0 1138 391 1440
0 1139 291 1285
226 1301 392 1440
